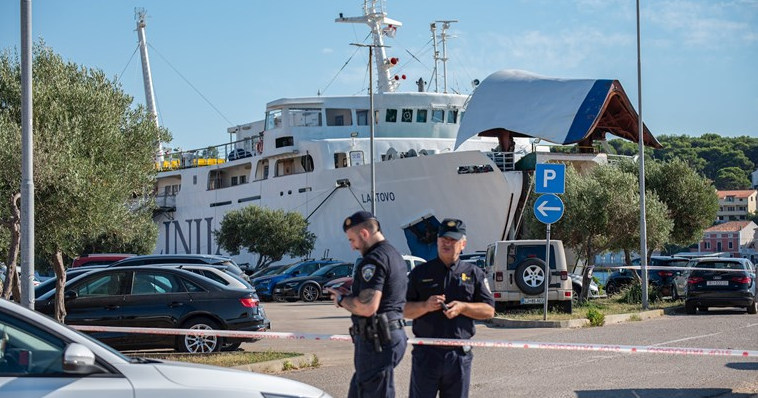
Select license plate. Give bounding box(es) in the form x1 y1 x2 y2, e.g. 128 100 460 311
707 280 728 286
274 288 281 293
521 297 545 304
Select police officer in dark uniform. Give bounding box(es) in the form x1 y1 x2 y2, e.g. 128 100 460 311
404 218 495 398
326 211 408 398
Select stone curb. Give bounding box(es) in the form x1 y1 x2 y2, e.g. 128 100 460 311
233 353 313 374
489 307 676 328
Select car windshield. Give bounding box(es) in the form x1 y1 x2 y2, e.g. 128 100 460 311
699 261 745 270
254 266 285 278
311 264 338 276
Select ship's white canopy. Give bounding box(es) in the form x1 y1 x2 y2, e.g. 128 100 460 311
456 70 662 149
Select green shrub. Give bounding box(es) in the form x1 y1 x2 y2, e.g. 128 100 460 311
616 281 661 304
586 307 605 326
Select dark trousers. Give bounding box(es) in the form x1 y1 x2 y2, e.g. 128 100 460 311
409 345 473 398
348 328 407 398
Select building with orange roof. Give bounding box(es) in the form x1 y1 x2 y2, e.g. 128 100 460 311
699 220 757 259
715 189 757 223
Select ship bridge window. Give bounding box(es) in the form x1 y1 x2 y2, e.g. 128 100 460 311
291 108 322 127
326 108 352 126
356 110 368 125
416 109 427 123
401 109 413 123
334 152 348 169
431 109 444 123
255 159 269 181
447 110 458 124
275 136 294 148
385 109 397 123
265 109 282 130
275 154 314 177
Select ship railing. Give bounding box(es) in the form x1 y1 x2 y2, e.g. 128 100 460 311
606 154 635 165
155 193 176 210
485 151 516 172
154 136 262 171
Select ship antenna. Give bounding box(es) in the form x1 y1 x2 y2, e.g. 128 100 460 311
336 0 403 93
433 20 457 94
135 8 163 161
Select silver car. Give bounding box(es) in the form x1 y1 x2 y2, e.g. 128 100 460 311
0 299 330 398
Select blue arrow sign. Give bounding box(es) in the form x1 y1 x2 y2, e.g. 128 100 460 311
534 194 564 224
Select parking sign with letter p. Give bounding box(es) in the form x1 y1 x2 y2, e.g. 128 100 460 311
535 164 566 194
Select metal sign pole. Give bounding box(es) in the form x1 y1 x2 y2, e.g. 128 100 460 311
543 223 551 320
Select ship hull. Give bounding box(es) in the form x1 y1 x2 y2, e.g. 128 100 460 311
154 150 523 263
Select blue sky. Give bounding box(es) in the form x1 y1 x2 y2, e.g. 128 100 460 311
1 0 756 151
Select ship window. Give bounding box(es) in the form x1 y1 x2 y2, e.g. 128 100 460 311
231 176 238 186
255 159 269 181
447 110 458 124
265 109 282 130
239 175 247 184
416 109 427 123
356 110 368 125
350 151 364 167
274 155 314 177
208 170 223 190
385 109 397 123
334 153 348 168
193 175 197 185
291 108 322 127
401 109 413 123
326 108 352 126
275 136 294 148
431 109 444 123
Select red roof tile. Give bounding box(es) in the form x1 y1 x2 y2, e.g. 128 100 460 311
717 190 757 199
705 220 754 232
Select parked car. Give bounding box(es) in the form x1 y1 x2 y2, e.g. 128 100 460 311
0 299 330 398
322 275 354 297
173 264 255 292
273 262 353 302
109 254 249 282
253 259 341 301
683 257 757 314
35 265 109 298
353 254 426 275
249 264 288 279
604 256 690 298
568 272 601 303
72 253 135 268
35 266 270 353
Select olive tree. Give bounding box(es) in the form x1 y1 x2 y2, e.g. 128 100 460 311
214 205 316 270
0 44 167 320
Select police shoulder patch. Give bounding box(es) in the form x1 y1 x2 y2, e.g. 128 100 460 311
361 264 377 282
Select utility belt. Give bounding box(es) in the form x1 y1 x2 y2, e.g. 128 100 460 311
349 313 405 353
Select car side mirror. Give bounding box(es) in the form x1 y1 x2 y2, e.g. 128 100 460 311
64 290 78 300
63 343 105 375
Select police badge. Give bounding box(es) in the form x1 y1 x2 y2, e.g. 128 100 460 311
362 264 376 281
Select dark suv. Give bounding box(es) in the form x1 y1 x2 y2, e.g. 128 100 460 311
252 259 341 301
604 256 689 298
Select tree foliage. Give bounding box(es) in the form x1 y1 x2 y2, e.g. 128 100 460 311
0 43 168 319
214 205 316 270
607 134 757 190
715 167 752 190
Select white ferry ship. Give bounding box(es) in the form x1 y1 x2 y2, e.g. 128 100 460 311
151 0 659 264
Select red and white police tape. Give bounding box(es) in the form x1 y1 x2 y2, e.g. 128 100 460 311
71 325 758 358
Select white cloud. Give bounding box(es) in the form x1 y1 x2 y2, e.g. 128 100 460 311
647 0 757 48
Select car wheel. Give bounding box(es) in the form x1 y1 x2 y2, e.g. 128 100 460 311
220 341 242 352
572 286 581 305
300 284 320 302
685 302 696 315
178 317 221 353
747 300 757 315
514 259 547 295
605 281 618 295
554 300 572 314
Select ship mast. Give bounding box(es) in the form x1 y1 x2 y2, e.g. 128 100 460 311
431 20 457 93
135 8 163 158
336 0 402 93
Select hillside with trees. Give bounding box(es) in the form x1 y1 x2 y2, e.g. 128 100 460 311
607 134 757 190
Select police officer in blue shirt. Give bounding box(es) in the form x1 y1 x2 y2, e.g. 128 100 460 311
404 218 495 398
326 211 408 398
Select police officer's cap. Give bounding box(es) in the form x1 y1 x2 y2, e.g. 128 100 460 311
438 218 466 240
343 211 380 232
